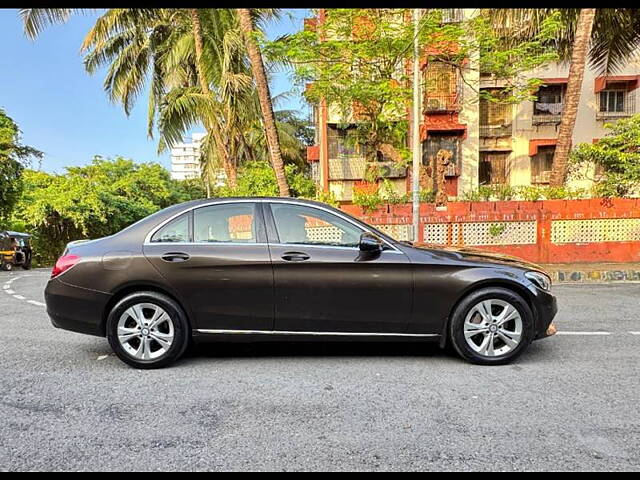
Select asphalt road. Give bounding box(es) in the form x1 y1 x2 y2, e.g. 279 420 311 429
1 269 639 471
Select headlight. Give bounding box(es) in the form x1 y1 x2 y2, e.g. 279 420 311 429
525 271 551 291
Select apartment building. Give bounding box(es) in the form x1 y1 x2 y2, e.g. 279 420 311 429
169 132 226 186
480 60 640 190
170 132 206 181
305 8 640 202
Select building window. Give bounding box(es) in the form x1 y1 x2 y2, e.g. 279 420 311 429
597 83 635 118
533 84 565 120
423 135 461 177
479 152 508 185
424 61 461 112
327 125 360 159
531 145 555 184
441 9 462 23
479 90 512 137
600 89 625 112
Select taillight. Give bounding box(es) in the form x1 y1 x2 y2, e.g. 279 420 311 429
51 254 80 278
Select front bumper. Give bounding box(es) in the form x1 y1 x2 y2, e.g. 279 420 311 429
45 277 112 337
532 287 558 340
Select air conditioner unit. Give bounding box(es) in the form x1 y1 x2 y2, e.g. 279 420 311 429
426 98 446 111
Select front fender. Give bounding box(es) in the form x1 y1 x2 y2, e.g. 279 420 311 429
409 264 531 335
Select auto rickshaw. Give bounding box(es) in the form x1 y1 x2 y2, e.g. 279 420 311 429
0 231 32 271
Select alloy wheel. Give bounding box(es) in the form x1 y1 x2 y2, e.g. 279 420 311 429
463 299 523 357
117 303 175 360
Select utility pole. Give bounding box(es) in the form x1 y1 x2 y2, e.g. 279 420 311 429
411 8 422 243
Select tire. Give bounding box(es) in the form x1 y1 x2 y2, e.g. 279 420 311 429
22 262 32 271
106 291 191 369
2 262 13 272
449 287 535 366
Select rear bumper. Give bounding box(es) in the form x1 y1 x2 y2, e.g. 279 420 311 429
45 278 111 337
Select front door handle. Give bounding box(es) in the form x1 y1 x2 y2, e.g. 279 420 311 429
281 252 310 262
161 252 191 263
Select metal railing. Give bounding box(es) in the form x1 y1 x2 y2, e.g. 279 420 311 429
596 91 636 119
479 124 513 138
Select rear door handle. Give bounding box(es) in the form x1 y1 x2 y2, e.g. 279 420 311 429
161 252 191 263
281 252 310 262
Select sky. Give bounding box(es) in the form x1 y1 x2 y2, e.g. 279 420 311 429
0 8 311 173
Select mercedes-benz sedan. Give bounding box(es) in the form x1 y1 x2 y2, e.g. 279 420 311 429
45 197 557 369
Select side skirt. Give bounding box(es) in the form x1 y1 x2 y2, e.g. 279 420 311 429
193 329 440 343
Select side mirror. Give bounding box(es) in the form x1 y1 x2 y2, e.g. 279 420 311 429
359 232 383 253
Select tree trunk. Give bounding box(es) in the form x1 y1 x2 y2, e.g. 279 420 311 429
435 149 452 207
550 8 596 186
238 8 290 197
190 9 238 190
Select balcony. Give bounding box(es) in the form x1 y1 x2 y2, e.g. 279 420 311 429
532 103 563 125
480 124 513 138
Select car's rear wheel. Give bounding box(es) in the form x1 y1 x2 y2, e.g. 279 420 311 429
106 291 190 369
2 262 13 272
449 287 535 365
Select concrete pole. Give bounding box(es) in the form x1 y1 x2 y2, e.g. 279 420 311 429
411 8 422 243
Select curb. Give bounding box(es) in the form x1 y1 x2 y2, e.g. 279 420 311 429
548 269 640 284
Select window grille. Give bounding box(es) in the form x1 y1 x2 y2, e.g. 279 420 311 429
480 92 512 137
424 62 461 112
597 84 635 119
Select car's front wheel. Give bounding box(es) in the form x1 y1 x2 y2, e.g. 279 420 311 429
106 291 190 369
449 287 535 365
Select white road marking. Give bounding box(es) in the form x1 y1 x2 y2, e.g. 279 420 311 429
556 331 611 336
629 332 640 335
3 274 46 308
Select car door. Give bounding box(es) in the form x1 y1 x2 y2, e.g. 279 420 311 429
265 202 413 334
143 201 274 331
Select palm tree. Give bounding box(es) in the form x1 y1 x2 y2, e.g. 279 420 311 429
19 8 86 39
20 8 290 195
550 9 596 186
188 9 237 188
487 8 640 185
238 8 290 197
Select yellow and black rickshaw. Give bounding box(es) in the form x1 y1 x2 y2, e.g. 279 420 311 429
0 231 32 271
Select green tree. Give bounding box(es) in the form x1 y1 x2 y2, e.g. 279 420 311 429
10 156 204 265
20 8 296 196
570 114 640 198
0 109 42 221
215 160 315 198
266 9 560 175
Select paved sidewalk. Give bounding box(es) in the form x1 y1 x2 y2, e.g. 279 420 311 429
541 262 640 284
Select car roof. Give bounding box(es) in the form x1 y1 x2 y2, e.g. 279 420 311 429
175 197 334 208
0 231 31 238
